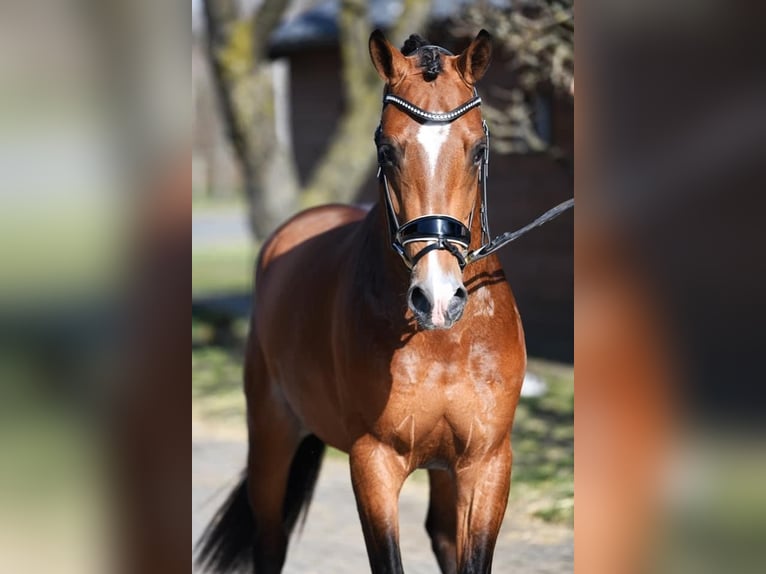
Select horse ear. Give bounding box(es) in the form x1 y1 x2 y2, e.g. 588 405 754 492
457 29 493 85
369 29 406 84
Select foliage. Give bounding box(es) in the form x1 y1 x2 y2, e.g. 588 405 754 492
453 0 574 155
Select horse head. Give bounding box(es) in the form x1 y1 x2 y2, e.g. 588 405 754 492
369 29 493 329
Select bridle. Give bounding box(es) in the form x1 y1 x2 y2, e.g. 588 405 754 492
375 82 487 270
375 45 574 270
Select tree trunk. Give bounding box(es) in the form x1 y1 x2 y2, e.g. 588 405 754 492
203 0 299 241
203 0 433 236
301 0 433 208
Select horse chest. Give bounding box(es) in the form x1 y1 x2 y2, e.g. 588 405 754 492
377 342 515 462
378 386 508 466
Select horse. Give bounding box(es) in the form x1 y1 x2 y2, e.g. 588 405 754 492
196 29 526 574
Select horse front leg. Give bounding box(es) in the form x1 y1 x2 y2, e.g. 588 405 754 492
426 469 458 574
349 436 409 574
454 439 512 574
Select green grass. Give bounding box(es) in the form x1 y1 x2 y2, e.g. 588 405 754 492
192 198 256 297
192 193 246 213
511 358 574 524
192 243 255 297
192 344 246 424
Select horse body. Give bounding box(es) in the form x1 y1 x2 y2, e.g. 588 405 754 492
197 29 527 574
251 203 368 451
254 202 524 461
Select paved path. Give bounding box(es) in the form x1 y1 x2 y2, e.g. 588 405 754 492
193 438 572 573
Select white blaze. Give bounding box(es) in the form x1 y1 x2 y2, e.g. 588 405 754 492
414 122 460 327
416 123 451 178
422 250 462 327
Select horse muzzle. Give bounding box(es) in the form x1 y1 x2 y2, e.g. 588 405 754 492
407 256 468 330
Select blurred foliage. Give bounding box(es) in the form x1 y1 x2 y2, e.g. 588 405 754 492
453 0 574 155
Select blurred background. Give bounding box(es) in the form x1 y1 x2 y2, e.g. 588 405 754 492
191 0 574 572
6 0 763 573
0 0 188 571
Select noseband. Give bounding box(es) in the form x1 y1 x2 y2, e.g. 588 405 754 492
375 45 574 271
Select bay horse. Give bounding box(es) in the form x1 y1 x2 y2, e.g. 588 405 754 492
197 29 526 574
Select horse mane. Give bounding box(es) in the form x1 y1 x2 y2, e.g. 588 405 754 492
401 34 442 81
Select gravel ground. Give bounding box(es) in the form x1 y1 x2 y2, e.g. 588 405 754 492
192 436 572 573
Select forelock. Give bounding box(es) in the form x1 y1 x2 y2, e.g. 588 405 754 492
400 34 443 81
401 34 429 56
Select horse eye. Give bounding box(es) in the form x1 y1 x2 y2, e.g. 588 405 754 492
473 144 487 165
378 144 395 167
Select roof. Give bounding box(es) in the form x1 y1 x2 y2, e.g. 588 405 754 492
267 0 480 58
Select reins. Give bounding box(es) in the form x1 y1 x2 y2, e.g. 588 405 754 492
375 47 574 269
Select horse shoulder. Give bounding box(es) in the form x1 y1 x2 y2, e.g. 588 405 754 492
259 204 369 270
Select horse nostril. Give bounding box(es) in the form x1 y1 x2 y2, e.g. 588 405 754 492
408 285 432 316
447 286 468 320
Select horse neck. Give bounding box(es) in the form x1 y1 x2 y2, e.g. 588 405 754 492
467 181 502 275
469 182 486 252
366 192 410 282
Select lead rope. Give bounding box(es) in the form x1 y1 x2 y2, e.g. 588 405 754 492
465 198 575 264
465 118 574 263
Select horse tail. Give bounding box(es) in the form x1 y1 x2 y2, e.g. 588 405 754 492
195 474 254 573
195 435 325 572
283 434 326 536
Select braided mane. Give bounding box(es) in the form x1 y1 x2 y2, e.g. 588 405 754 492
400 34 442 81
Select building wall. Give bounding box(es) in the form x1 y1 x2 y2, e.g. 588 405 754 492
287 47 345 185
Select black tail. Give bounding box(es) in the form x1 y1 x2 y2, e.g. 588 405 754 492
282 434 325 534
195 435 326 573
195 474 254 573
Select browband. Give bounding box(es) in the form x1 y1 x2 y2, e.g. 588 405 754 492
382 93 482 124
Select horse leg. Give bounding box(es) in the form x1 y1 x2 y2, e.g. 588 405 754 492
349 436 408 574
244 339 303 574
245 421 303 573
454 440 512 574
425 469 458 574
